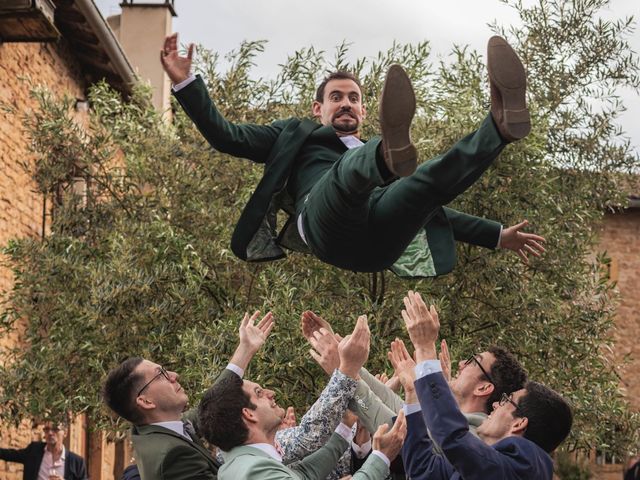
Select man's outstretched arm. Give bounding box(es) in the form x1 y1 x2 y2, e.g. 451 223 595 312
161 33 283 162
445 208 546 264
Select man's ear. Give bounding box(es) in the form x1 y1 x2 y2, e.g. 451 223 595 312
311 101 322 118
361 103 367 120
242 407 258 425
136 396 156 411
474 382 495 398
511 416 528 436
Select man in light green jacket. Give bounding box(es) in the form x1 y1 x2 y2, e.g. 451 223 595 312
198 316 407 480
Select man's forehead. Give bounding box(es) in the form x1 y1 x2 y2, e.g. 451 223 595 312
136 359 160 374
478 351 495 366
324 78 362 95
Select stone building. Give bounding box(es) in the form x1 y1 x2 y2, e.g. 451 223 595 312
0 1 174 478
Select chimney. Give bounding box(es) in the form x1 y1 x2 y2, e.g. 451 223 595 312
117 0 176 120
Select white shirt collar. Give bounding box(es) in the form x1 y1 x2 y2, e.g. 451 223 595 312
151 420 191 440
246 443 282 462
339 135 364 149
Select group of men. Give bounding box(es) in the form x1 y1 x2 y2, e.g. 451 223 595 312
101 291 572 480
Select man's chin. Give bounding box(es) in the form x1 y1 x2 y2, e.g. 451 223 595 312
332 120 359 135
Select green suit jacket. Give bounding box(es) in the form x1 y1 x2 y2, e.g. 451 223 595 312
174 77 501 277
219 433 388 480
131 369 234 480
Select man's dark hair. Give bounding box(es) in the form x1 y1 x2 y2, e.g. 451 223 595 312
516 381 573 453
198 375 256 451
315 71 363 103
102 357 145 424
484 346 528 414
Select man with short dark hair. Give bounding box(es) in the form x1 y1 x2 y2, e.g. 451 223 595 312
198 316 407 480
102 311 274 480
0 420 88 480
400 290 573 480
161 33 545 278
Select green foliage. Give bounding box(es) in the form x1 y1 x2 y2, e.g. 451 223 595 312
0 0 638 456
555 452 593 480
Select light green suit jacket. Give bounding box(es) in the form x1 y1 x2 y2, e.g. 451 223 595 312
219 433 388 480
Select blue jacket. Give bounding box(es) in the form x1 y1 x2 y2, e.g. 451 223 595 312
402 372 553 480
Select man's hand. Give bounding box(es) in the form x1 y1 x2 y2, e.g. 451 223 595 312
301 310 335 340
499 220 546 265
160 33 194 84
439 339 452 382
338 315 370 379
401 291 439 362
388 339 417 403
308 327 340 375
278 406 297 430
372 410 407 461
229 311 274 371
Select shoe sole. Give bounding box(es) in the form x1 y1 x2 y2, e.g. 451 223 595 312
380 64 417 177
487 36 530 141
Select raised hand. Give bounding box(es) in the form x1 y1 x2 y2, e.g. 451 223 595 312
372 410 407 461
308 327 340 375
401 291 440 362
499 220 546 265
387 339 417 398
337 315 370 379
160 33 194 84
439 339 452 382
301 310 335 340
278 406 297 430
229 310 274 371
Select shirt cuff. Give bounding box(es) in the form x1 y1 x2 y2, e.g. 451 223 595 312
172 74 196 92
403 402 422 415
226 363 244 378
415 360 442 380
351 439 372 459
371 450 391 467
496 225 503 248
335 422 354 441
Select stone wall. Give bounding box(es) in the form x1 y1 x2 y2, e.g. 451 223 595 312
0 39 85 480
591 207 640 479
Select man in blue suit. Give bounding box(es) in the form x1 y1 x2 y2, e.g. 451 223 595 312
399 291 573 480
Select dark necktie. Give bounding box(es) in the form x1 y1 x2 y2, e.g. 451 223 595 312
183 420 197 440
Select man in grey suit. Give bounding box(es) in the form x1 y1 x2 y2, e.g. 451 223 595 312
102 311 274 480
198 316 408 480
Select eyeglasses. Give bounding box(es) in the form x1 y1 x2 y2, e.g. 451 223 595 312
137 367 170 397
464 354 495 384
499 392 520 410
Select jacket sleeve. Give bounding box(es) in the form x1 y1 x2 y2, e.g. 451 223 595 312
276 369 357 464
173 75 284 163
401 411 454 480
0 446 27 463
69 452 89 480
443 207 501 249
348 379 396 434
358 367 404 412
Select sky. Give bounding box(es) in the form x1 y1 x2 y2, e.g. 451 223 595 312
96 0 640 155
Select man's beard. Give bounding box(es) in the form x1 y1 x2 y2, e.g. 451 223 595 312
332 113 359 134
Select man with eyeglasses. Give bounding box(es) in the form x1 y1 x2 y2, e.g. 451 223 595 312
0 420 88 480
400 290 573 480
102 311 274 480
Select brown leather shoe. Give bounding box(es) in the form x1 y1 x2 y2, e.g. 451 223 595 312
487 36 530 142
379 64 417 177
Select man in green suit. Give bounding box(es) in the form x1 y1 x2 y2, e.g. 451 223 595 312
162 34 545 277
102 311 274 480
198 315 407 480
